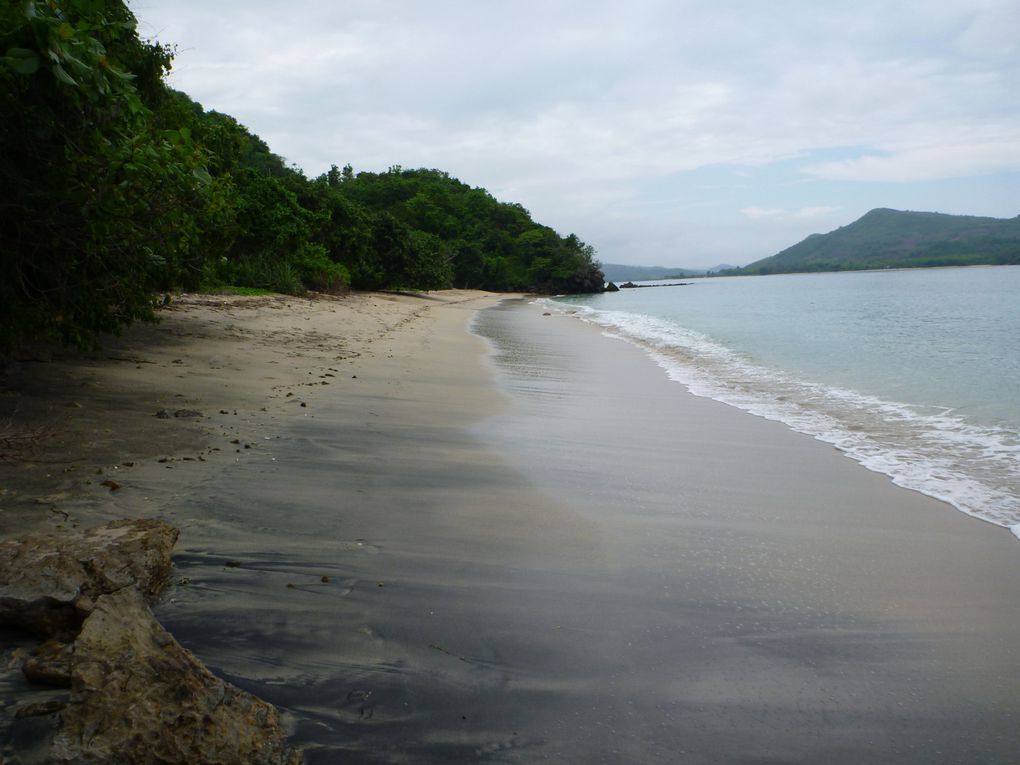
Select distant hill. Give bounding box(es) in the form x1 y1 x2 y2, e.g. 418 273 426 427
706 263 737 273
602 263 705 281
732 209 1020 276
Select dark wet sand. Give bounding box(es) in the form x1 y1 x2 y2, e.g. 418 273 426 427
154 297 1020 764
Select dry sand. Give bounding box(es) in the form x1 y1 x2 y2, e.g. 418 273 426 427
0 289 504 536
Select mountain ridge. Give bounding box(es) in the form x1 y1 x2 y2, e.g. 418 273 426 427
731 208 1020 275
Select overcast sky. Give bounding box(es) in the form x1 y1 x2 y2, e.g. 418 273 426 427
135 1 1020 269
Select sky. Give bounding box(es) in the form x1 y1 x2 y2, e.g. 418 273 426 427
134 1 1020 269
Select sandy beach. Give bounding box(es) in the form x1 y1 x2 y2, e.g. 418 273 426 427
3 290 1020 763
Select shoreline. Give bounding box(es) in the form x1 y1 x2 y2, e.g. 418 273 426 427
4 289 1020 762
473 298 1020 763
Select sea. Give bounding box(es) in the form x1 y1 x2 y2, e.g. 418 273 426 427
549 265 1020 538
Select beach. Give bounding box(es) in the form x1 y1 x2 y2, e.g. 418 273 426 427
3 291 1020 763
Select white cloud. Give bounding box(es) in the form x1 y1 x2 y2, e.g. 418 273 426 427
741 207 787 219
795 206 840 218
741 206 840 221
806 128 1020 182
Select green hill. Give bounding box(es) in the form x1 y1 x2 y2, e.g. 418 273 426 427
0 1 603 351
734 209 1020 275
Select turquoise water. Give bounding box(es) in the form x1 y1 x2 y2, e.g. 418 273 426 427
552 266 1020 535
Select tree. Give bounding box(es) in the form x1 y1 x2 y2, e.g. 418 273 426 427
0 0 210 349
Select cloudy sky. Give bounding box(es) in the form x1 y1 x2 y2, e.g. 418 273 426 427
135 1 1020 269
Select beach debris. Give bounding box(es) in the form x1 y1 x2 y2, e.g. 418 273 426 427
224 560 241 568
99 479 121 492
320 575 330 583
173 409 203 418
155 409 171 419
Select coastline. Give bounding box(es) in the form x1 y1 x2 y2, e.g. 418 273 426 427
473 299 1020 763
3 289 1019 763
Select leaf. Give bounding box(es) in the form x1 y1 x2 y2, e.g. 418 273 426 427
192 167 212 185
52 63 77 86
3 47 39 75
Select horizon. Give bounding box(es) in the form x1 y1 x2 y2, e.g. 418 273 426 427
137 1 1020 269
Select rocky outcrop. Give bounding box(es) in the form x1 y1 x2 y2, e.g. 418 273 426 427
0 519 178 639
51 588 302 765
0 520 303 765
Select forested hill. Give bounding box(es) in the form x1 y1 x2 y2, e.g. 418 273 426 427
731 209 1020 276
0 1 603 351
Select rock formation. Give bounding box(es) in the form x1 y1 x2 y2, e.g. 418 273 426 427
0 519 303 764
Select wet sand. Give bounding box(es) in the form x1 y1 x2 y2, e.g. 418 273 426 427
3 292 1020 763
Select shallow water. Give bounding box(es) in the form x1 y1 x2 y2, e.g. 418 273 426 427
553 266 1020 533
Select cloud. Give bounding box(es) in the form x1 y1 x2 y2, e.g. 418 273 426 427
795 206 840 218
741 206 839 220
805 129 1020 182
741 207 786 219
135 0 1020 267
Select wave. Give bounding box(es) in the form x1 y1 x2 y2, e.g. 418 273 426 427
549 301 1020 538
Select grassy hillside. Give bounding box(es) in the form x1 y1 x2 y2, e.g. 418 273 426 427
734 209 1020 275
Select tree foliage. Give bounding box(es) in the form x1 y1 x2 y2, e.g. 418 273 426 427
0 0 211 349
1 0 603 352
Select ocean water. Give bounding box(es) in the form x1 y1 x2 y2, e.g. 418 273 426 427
550 266 1020 537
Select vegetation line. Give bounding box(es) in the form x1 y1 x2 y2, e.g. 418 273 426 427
0 1 604 352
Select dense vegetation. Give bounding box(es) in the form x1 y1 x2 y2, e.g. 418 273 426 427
0 1 603 351
729 208 1020 276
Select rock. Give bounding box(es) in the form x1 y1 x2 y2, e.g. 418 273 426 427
172 409 202 418
604 281 620 292
22 638 72 687
15 700 66 719
50 588 302 765
155 409 171 419
0 519 179 639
